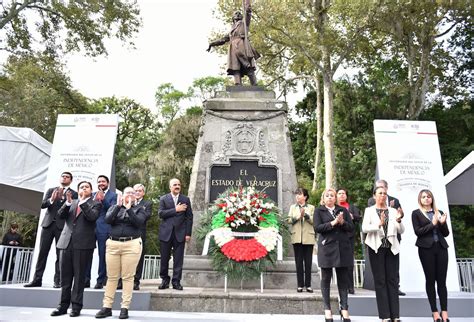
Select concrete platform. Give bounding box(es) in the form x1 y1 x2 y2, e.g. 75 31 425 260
1 283 473 317
1 306 473 322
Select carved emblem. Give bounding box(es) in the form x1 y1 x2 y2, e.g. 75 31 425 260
235 129 255 154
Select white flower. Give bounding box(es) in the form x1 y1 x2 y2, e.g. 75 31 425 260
246 210 252 217
255 227 279 251
212 227 234 247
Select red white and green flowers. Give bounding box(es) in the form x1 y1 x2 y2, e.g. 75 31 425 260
210 186 280 262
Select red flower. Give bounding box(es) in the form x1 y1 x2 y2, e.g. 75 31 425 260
221 238 268 261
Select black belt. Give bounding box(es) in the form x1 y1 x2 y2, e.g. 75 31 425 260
109 236 140 242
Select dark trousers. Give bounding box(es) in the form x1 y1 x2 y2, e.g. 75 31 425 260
59 243 93 311
369 247 400 319
320 267 349 310
96 233 108 284
33 225 61 284
85 232 109 285
160 232 185 285
293 243 313 288
134 234 147 285
418 242 448 312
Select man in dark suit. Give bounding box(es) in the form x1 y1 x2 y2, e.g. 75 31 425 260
133 183 153 290
50 181 101 317
158 178 193 291
85 175 117 289
25 171 78 288
367 179 406 296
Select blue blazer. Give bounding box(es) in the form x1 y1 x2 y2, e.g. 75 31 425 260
94 190 117 235
158 193 193 243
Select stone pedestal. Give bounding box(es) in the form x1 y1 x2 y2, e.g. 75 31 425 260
187 87 298 254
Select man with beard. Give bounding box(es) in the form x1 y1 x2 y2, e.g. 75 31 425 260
207 0 260 85
85 175 117 289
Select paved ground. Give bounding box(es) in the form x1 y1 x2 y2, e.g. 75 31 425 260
0 306 471 322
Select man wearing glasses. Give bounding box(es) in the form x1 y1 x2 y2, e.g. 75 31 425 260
25 171 78 288
132 184 153 290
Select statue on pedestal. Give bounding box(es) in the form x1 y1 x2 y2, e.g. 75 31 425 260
207 0 260 86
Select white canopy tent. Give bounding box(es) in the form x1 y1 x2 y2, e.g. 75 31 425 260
444 151 474 206
0 126 51 216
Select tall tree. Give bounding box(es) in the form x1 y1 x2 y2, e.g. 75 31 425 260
0 0 141 57
216 0 380 188
0 53 90 140
90 96 162 190
365 0 470 119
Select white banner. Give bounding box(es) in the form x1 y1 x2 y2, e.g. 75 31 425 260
30 114 119 286
373 119 459 292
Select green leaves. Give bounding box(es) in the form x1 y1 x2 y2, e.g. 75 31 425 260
1 0 141 57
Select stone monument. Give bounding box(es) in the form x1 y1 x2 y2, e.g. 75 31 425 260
188 86 298 254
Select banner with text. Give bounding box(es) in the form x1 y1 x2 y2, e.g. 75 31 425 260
373 119 458 292
30 114 119 285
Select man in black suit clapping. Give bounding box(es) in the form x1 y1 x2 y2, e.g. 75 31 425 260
158 178 193 291
25 171 77 288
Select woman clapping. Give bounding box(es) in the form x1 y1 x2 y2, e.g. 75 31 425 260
314 188 354 322
362 186 404 322
412 190 450 322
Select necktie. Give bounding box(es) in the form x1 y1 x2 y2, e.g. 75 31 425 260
75 204 81 217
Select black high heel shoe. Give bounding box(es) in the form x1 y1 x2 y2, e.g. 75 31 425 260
339 309 351 322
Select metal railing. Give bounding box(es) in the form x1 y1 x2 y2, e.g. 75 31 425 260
457 258 474 292
141 254 161 280
354 259 365 288
0 246 35 284
2 247 472 293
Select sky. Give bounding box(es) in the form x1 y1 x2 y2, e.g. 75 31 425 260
66 0 224 110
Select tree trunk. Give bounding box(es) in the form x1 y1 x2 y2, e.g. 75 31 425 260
312 74 323 192
322 66 336 188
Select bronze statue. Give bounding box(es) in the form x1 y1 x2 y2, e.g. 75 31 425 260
207 0 260 86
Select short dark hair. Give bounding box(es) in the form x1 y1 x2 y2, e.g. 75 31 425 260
295 187 309 201
97 175 110 183
373 185 386 195
10 223 19 230
77 181 93 190
61 171 73 180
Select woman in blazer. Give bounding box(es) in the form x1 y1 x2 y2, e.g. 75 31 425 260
336 188 361 294
314 188 354 322
412 189 450 322
362 186 404 322
287 187 316 293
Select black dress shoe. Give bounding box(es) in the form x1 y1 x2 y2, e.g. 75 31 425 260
133 283 140 291
94 283 104 289
297 287 303 292
306 287 313 293
119 308 129 319
84 282 90 288
50 308 68 316
24 280 42 287
95 307 112 318
53 282 61 288
69 310 80 317
158 281 169 289
172 284 183 290
348 288 355 294
398 289 406 296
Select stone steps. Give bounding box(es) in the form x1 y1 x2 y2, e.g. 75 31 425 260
177 255 320 289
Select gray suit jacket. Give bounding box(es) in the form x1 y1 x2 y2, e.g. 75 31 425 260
56 198 101 250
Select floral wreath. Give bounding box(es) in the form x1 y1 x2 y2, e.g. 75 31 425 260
199 186 286 280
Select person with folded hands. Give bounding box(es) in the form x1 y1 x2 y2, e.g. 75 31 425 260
95 187 146 320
